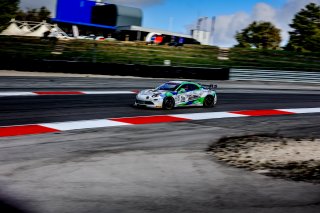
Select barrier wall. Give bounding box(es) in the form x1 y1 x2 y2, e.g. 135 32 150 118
0 59 230 80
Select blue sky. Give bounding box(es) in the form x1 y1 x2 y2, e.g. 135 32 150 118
142 0 286 33
20 0 320 46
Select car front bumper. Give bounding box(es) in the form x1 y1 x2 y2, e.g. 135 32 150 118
134 98 163 108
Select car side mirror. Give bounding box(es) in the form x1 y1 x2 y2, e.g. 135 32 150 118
178 88 186 93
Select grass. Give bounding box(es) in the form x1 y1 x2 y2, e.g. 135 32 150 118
1 36 320 71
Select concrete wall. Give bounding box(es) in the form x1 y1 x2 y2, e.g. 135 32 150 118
0 59 229 80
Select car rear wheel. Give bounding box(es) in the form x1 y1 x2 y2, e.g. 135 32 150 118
203 95 217 107
162 97 175 110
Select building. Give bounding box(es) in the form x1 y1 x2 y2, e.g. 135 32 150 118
52 0 199 44
190 17 216 45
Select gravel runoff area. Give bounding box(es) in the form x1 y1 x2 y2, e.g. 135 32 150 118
209 135 320 184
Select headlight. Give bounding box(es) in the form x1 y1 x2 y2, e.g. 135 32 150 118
152 94 160 98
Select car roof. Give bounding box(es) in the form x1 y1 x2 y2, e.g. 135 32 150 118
168 80 202 86
168 81 184 84
168 81 199 84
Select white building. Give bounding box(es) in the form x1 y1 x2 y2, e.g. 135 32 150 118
191 16 215 46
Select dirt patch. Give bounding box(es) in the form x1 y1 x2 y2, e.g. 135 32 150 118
209 135 320 183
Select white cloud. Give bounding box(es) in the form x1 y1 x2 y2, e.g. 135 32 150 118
253 3 276 22
213 12 250 46
212 0 320 47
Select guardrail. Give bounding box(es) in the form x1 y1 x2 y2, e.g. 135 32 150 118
230 68 320 84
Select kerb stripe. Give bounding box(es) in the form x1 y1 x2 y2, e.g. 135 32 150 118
111 115 190 124
0 107 319 138
231 109 295 116
34 91 85 95
42 119 129 131
278 108 320 114
0 125 59 137
172 112 247 120
0 91 137 97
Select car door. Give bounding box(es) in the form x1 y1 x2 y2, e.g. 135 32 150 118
177 83 200 105
185 84 201 104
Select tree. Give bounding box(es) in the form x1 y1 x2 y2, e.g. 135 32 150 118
0 0 20 31
235 21 282 49
287 3 320 52
15 9 27 21
25 9 38 22
38 7 51 22
15 7 51 22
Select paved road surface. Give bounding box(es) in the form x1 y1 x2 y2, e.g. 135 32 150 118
0 76 319 213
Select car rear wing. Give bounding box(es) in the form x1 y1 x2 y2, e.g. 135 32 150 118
201 84 217 90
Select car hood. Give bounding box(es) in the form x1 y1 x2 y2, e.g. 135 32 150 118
140 89 164 95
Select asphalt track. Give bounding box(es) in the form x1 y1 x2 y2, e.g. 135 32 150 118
1 93 320 127
0 75 320 213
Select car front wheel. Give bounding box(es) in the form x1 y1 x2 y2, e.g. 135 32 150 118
162 97 175 110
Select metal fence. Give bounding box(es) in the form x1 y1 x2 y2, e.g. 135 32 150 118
230 68 320 84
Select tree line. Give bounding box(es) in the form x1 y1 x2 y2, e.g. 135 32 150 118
235 3 320 52
15 6 51 23
0 0 51 31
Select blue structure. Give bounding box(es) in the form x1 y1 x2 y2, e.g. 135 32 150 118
53 0 141 30
51 0 196 44
55 0 97 24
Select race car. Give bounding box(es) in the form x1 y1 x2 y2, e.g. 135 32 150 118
134 81 217 109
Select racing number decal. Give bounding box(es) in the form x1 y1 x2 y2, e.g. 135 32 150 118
188 90 201 102
181 95 187 102
176 84 201 104
175 94 187 103
177 92 199 104
188 94 200 102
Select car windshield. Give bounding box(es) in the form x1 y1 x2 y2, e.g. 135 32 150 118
156 82 180 91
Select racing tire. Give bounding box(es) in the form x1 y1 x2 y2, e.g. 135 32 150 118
203 95 217 108
162 97 175 110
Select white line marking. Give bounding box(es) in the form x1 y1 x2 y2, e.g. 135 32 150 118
171 112 248 120
0 92 36 96
82 91 136 95
277 107 320 114
0 91 136 97
41 119 130 131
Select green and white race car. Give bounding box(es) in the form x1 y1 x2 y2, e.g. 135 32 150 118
134 81 217 109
